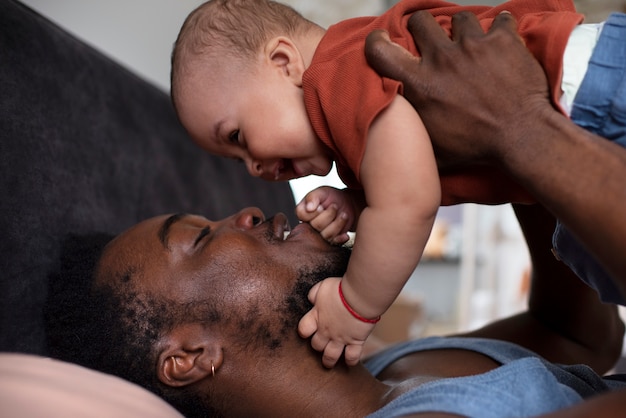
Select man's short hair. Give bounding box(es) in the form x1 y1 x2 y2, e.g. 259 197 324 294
44 233 216 418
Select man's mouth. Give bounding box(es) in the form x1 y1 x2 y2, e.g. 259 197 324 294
268 214 353 246
270 213 291 241
283 222 310 240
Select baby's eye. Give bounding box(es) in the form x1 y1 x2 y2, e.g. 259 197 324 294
228 130 241 144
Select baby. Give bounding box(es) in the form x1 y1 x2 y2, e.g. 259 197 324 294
170 0 600 367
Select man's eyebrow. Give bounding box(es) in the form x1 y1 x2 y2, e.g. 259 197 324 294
159 213 187 250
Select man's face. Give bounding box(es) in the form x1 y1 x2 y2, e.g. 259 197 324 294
97 207 349 335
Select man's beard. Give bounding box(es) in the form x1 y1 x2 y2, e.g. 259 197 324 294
280 246 351 331
232 246 351 353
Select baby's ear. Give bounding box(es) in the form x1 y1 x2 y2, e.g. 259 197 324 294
266 36 305 86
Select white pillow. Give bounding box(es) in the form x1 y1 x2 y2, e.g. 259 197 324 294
0 353 183 417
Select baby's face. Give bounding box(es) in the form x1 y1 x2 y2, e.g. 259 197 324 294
176 61 332 182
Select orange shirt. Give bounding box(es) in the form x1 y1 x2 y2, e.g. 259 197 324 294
302 0 583 205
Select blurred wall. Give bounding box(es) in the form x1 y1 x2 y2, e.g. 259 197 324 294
20 0 205 92
20 0 622 93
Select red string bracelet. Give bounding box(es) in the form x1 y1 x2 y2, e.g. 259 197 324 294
338 281 381 324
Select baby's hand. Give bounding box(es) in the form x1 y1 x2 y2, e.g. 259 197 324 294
298 277 377 368
296 186 354 245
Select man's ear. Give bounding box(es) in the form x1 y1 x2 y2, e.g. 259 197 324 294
156 324 224 388
265 36 305 86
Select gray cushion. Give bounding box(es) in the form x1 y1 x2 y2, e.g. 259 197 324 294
0 0 296 355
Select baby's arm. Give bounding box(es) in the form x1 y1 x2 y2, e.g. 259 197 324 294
299 95 440 367
344 93 440 321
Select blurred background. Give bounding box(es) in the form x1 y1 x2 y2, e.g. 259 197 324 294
20 0 626 351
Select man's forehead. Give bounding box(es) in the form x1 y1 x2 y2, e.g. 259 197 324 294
96 216 171 288
100 215 169 263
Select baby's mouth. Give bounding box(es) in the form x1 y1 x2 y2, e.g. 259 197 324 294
274 159 284 180
274 159 294 180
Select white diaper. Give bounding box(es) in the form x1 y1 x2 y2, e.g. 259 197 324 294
559 22 604 115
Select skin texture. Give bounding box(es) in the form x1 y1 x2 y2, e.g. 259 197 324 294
174 1 442 368
364 10 626 298
93 206 623 418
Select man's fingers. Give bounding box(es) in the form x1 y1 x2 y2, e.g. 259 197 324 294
489 11 524 44
365 29 420 82
449 11 484 42
406 10 450 55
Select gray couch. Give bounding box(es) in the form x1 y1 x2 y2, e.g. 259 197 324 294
0 0 296 357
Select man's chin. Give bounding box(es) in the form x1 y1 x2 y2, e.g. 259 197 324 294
284 247 351 322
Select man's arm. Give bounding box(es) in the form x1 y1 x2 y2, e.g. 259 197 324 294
364 11 626 298
460 203 623 374
538 389 626 418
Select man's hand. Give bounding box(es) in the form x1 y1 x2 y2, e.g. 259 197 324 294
365 11 552 169
298 277 376 368
296 186 355 245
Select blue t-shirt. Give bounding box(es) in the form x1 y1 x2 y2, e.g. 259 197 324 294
364 336 626 417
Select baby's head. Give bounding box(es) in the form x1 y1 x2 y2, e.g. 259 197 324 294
172 0 310 72
171 0 332 182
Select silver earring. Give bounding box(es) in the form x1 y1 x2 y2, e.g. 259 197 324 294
211 361 215 377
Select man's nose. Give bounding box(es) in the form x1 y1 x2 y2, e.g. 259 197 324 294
245 159 263 177
232 207 265 230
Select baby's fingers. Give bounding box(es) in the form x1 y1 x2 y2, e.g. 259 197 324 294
308 205 349 242
298 309 318 339
296 189 328 222
307 281 321 304
318 211 350 244
298 283 322 338
296 200 323 222
322 340 345 369
344 343 364 366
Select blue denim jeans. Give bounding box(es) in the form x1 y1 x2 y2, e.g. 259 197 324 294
553 13 626 305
